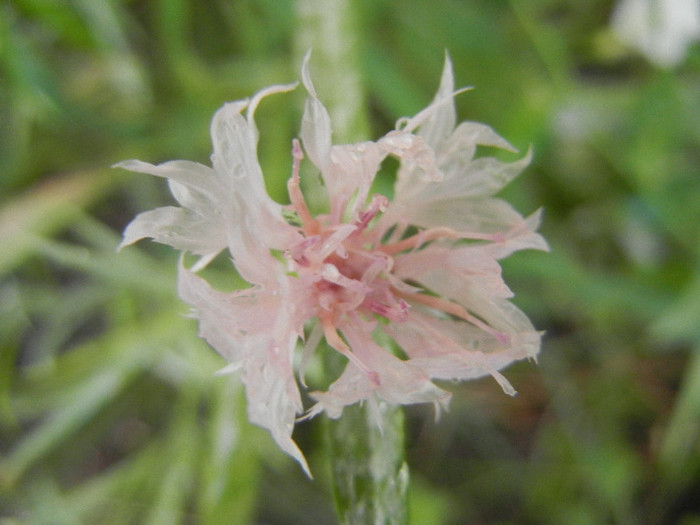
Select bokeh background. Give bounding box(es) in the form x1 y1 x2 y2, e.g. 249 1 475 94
2 0 699 523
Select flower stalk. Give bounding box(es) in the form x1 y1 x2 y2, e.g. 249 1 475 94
327 402 409 525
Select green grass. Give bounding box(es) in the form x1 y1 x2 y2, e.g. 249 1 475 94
2 0 699 523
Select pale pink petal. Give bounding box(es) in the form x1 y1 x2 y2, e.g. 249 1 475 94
327 142 385 220
301 53 388 221
386 196 532 238
440 120 518 163
394 148 531 207
310 318 451 418
308 363 371 419
115 160 227 260
386 311 540 395
177 264 267 363
119 206 227 256
209 101 301 284
412 52 456 149
178 265 310 475
378 131 442 182
397 251 541 353
300 51 333 173
394 242 513 300
209 102 296 249
243 334 309 476
487 208 550 258
167 179 214 214
114 159 220 198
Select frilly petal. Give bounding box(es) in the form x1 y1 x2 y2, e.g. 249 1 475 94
386 311 541 395
210 98 300 251
243 334 309 477
394 242 514 300
413 51 456 149
300 50 333 172
209 97 301 283
177 264 310 476
119 206 227 256
309 319 451 419
113 159 219 198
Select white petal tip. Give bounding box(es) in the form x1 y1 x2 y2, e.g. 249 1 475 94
214 363 242 376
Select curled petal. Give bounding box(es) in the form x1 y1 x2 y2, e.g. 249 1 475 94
243 336 309 477
411 51 456 148
178 264 310 475
301 51 333 172
309 319 451 418
394 242 513 300
386 311 540 395
119 206 226 257
114 159 220 199
210 101 300 250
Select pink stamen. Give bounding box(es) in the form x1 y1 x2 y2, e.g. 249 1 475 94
320 263 372 296
287 139 318 235
400 291 510 344
381 227 505 255
316 224 356 262
321 313 380 386
356 194 389 232
364 297 410 322
286 235 321 266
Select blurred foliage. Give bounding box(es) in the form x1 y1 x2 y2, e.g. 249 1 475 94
1 0 699 523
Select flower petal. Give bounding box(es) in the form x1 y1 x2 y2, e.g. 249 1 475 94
387 311 540 395
209 99 301 283
309 318 451 418
243 335 309 477
119 206 227 256
178 264 310 475
210 100 300 251
114 159 220 199
178 263 262 363
414 52 456 149
300 51 333 173
395 242 513 300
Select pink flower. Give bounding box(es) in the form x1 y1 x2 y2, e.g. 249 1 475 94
117 53 548 475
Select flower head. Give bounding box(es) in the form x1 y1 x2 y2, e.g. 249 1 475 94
117 52 548 475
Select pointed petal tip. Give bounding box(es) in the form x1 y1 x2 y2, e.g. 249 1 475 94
298 454 313 479
189 252 219 273
116 239 130 252
214 362 242 376
302 48 313 65
301 49 318 98
112 159 142 171
279 435 313 478
248 81 299 120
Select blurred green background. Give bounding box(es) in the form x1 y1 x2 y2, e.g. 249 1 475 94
2 0 699 523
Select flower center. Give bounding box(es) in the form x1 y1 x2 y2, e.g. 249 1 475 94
284 140 407 327
284 138 510 358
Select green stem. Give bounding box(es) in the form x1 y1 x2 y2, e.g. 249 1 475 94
326 402 409 525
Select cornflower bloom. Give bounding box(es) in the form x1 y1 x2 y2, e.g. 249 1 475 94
117 53 548 475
